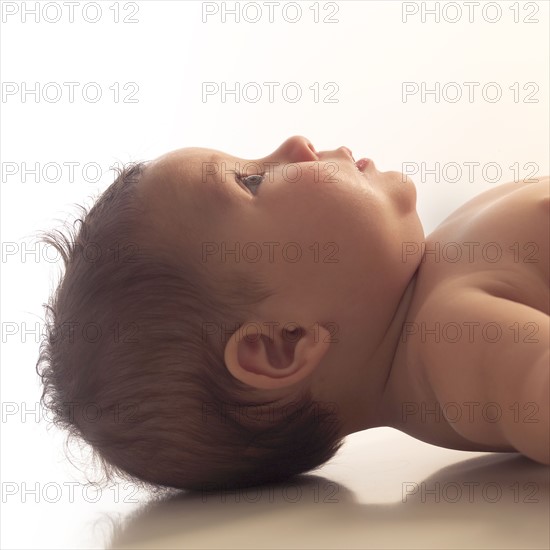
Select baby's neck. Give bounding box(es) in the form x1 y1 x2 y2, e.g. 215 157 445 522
340 268 421 436
374 266 434 432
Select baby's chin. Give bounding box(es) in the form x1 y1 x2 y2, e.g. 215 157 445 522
381 170 415 187
378 170 418 216
400 172 416 187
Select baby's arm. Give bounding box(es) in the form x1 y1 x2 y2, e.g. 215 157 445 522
417 287 549 464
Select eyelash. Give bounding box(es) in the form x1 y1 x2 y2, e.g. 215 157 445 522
231 170 266 195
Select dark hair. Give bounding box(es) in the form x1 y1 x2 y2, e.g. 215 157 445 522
36 161 345 492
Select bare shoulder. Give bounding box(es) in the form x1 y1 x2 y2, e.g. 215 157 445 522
435 176 548 230
397 175 549 460
413 283 549 460
421 175 549 311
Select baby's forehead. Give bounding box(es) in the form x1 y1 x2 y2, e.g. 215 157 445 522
154 147 226 170
145 147 251 195
137 146 240 252
141 148 213 186
139 146 231 209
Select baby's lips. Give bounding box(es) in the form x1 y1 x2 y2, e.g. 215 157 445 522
355 158 371 172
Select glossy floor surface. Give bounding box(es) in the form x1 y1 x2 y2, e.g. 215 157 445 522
3 428 548 548
113 429 550 549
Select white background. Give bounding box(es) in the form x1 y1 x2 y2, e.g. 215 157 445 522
1 1 549 548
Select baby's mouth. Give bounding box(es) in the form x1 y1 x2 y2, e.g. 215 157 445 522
355 158 371 172
340 146 372 173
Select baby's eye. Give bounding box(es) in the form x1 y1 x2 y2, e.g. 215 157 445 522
234 171 265 195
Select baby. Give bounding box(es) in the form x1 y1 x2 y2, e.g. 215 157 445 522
36 135 549 492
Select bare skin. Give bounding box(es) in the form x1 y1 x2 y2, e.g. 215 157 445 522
137 136 549 465
382 177 549 464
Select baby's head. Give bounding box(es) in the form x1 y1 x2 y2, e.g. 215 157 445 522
37 136 423 491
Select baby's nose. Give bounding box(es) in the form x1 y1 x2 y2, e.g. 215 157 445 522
274 135 318 163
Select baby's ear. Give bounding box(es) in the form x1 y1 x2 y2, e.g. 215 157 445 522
223 321 332 390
